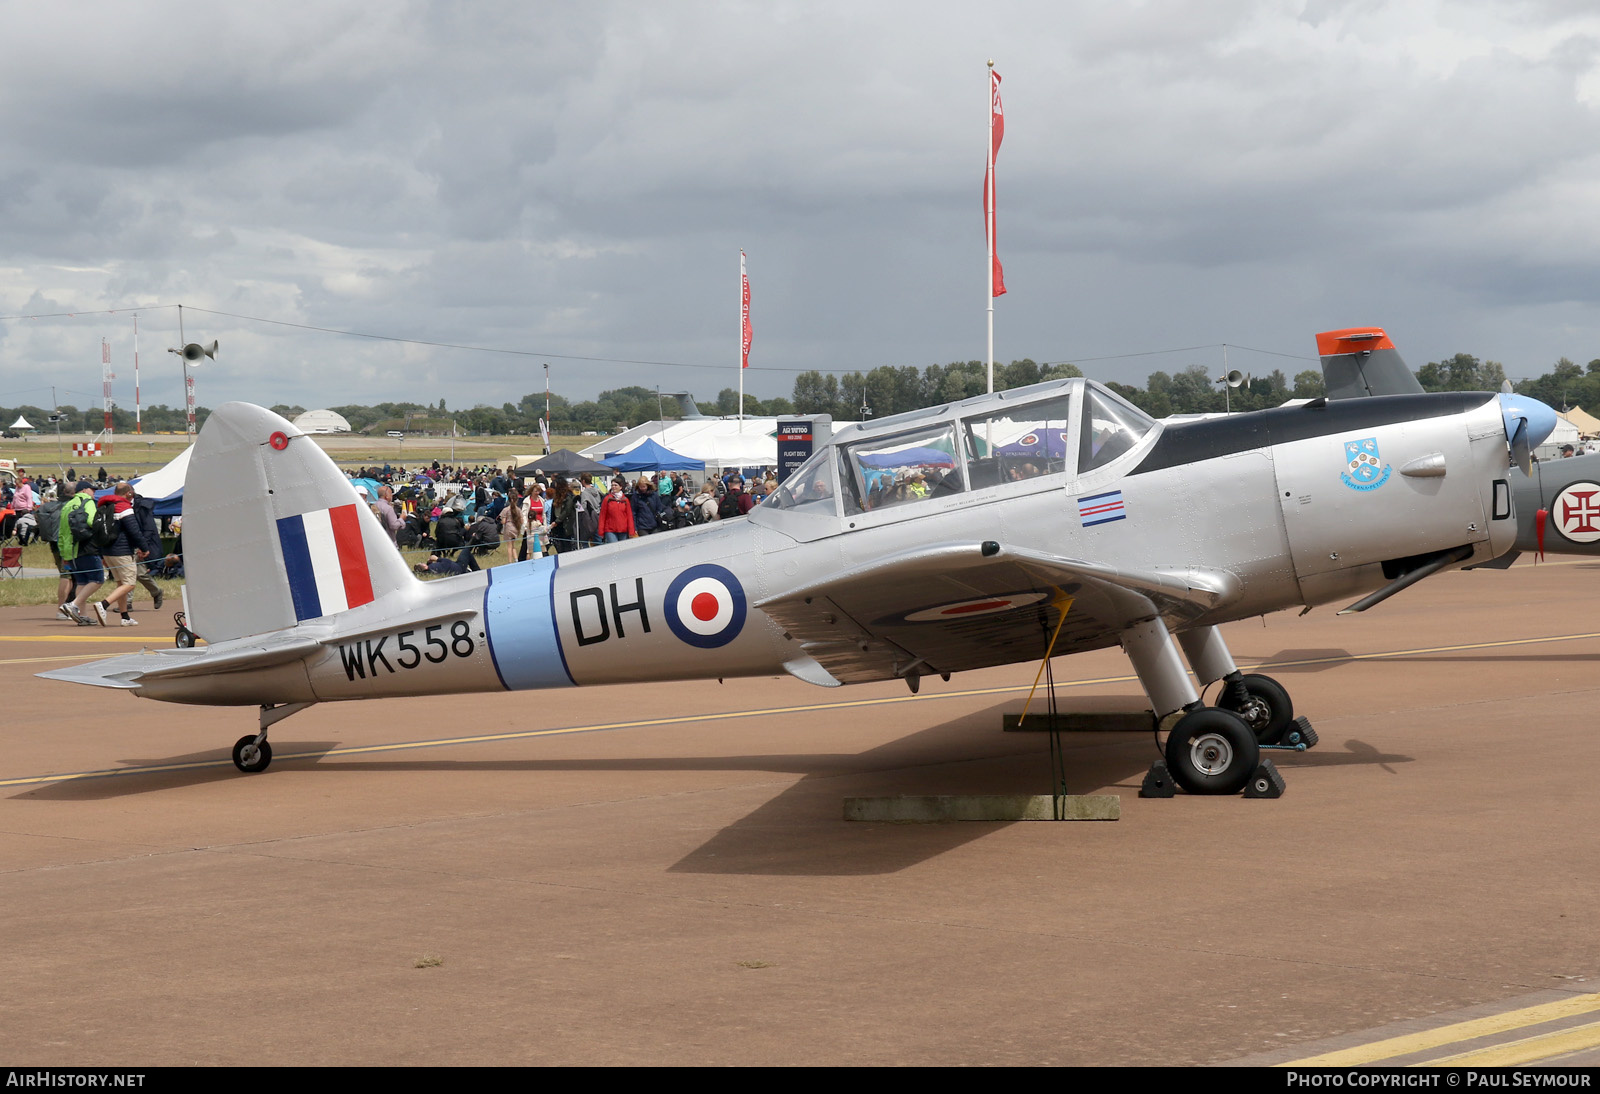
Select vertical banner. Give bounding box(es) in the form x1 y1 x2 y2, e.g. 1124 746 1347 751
740 251 753 369
985 68 1006 298
185 374 197 437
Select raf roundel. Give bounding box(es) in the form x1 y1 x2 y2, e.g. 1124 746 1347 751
269 431 289 451
664 564 747 649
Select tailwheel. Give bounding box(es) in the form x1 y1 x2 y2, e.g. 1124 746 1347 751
1218 673 1293 745
232 734 272 774
1164 708 1259 795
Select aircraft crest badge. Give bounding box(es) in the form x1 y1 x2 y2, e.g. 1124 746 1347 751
1553 481 1600 543
1340 437 1391 492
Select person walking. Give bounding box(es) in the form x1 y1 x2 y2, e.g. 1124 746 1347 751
58 481 105 626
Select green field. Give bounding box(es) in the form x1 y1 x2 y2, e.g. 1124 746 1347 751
1 431 593 480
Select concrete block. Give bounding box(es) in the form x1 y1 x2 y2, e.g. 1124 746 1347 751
843 794 1120 822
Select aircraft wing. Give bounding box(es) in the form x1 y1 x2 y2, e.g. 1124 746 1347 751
757 541 1239 685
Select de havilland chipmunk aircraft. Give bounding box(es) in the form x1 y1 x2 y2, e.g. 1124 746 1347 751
40 374 1556 794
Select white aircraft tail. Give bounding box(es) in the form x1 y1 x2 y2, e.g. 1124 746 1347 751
182 403 416 643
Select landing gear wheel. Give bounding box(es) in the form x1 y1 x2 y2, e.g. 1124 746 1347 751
232 735 272 774
1218 673 1293 745
1164 708 1259 795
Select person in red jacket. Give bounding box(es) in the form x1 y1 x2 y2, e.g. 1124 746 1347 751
596 479 636 543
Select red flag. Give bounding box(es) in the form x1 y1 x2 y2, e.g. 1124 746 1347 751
985 69 1006 297
740 251 753 368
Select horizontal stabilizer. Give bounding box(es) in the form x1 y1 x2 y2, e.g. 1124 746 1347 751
35 633 324 690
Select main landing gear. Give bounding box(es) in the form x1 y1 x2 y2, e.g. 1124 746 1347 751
1163 707 1257 796
1122 620 1316 797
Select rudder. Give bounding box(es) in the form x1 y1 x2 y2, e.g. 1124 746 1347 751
183 403 416 643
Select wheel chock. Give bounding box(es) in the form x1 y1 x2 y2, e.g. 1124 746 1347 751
1263 717 1319 752
1243 759 1286 799
1139 761 1176 798
1285 717 1317 749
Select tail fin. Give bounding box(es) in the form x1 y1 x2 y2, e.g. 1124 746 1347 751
184 403 416 643
1317 327 1423 399
671 392 706 419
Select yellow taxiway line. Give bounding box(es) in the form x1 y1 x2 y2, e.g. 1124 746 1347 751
1281 992 1600 1066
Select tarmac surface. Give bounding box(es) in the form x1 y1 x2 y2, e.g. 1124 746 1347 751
2 557 1599 1066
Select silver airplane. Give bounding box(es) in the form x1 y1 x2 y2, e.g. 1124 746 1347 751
40 377 1556 794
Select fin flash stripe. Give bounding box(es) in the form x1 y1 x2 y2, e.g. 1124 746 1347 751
277 504 376 621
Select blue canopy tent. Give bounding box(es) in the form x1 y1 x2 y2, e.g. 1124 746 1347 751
348 477 384 502
603 437 705 475
995 427 1070 459
856 446 956 470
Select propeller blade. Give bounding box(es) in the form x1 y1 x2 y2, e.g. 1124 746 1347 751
1511 418 1532 477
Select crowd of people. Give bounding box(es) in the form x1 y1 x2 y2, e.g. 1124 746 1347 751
347 461 778 577
0 466 174 627
0 456 783 624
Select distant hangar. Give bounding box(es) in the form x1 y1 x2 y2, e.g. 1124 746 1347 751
291 409 353 434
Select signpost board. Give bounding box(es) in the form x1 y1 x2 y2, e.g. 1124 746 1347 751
777 416 831 484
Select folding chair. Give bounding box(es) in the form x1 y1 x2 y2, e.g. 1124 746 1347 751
0 543 23 579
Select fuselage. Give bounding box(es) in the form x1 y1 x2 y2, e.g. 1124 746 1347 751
129 379 1519 708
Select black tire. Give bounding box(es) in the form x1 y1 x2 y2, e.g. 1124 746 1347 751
174 628 195 649
1164 708 1259 795
232 735 273 774
1218 673 1294 745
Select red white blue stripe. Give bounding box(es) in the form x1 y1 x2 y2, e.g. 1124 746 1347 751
277 504 375 621
1077 490 1126 527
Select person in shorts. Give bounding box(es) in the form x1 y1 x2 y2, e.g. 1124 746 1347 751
58 481 104 626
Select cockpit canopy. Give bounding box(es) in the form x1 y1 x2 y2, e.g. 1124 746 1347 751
762 378 1155 525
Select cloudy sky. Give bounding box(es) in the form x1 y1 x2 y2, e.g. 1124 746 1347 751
4 0 1600 417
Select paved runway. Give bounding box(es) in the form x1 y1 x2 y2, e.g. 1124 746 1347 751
2 558 1599 1066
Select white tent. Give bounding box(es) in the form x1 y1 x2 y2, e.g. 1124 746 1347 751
132 445 192 502
582 417 855 474
1536 413 1583 460
9 415 34 430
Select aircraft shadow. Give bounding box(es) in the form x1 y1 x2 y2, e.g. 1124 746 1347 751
1250 649 1355 673
12 706 1412 875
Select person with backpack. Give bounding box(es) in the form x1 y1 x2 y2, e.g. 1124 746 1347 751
132 493 165 611
718 477 754 520
95 483 159 626
58 481 105 626
691 481 719 524
34 493 71 617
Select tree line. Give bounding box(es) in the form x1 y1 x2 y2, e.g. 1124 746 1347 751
3 352 1591 441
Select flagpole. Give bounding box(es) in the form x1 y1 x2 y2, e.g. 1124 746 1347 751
133 314 141 435
986 59 995 396
738 251 744 433
738 250 746 433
